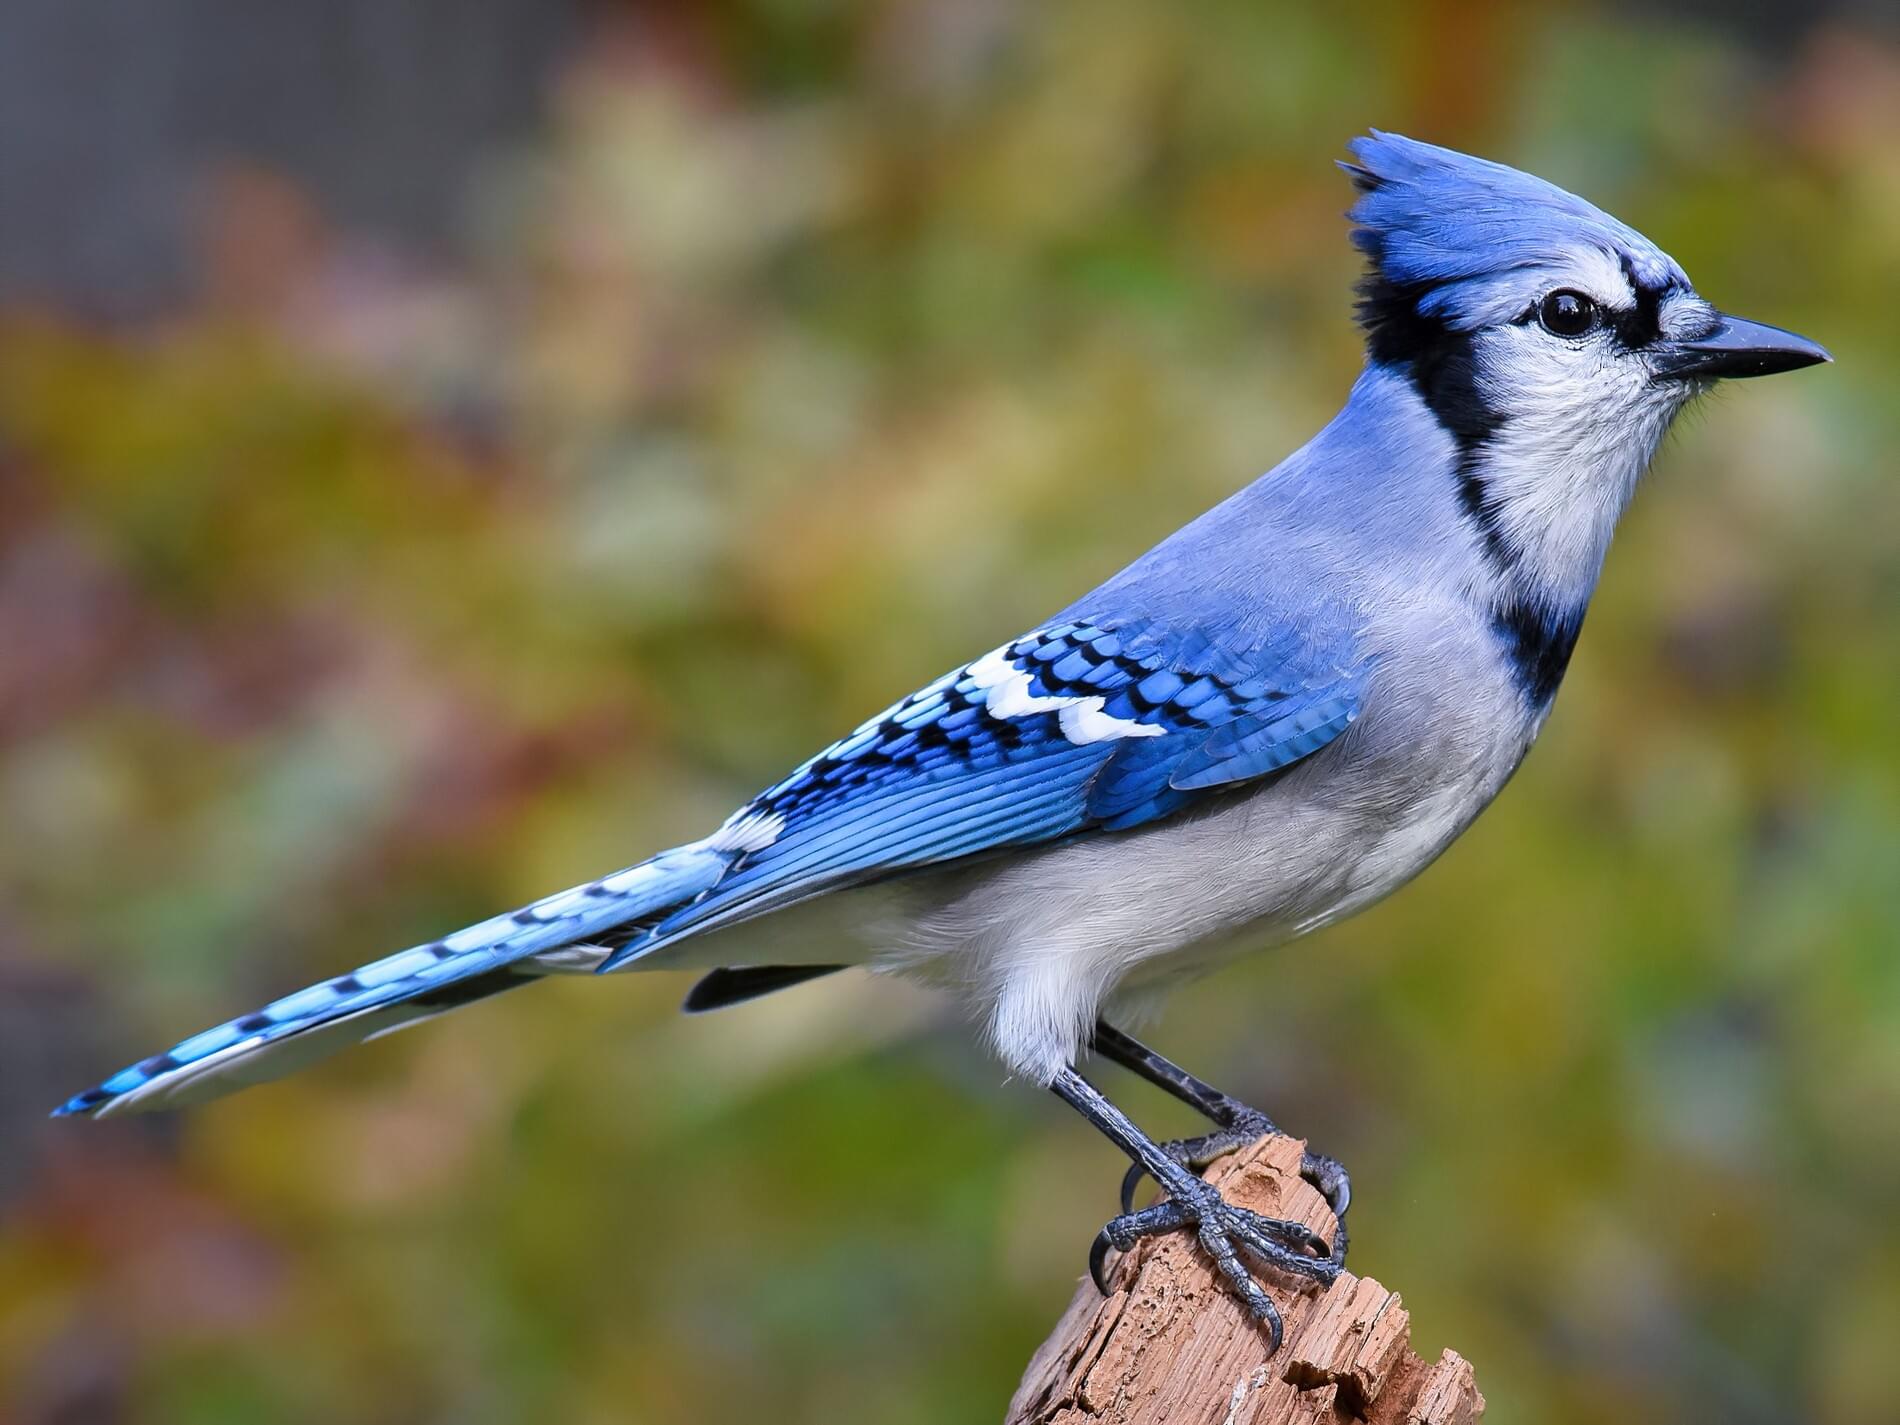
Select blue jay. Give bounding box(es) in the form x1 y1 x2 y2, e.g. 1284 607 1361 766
56 133 1829 1348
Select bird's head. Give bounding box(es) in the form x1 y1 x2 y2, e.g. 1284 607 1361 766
1342 131 1827 607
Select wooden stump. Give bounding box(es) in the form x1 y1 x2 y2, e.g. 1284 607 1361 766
1006 1135 1484 1425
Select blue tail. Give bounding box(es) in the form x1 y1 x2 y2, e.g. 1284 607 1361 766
53 840 737 1118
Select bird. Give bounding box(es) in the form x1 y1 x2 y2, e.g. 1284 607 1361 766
54 132 1830 1350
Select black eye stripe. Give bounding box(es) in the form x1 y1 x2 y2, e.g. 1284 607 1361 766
1516 297 1663 347
1513 254 1677 349
1616 251 1668 347
1610 294 1664 347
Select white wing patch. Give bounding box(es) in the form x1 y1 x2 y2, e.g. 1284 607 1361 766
523 942 616 973
966 645 1164 746
707 807 788 853
1057 699 1160 745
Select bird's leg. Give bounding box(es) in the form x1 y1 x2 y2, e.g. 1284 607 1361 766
1050 1068 1338 1351
1090 1019 1350 1259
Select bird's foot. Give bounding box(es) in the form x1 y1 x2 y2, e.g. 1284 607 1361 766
1117 1111 1352 1259
1088 1168 1341 1352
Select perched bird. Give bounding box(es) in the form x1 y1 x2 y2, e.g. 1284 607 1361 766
56 133 1829 1349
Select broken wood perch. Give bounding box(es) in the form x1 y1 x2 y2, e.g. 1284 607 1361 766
1006 1134 1484 1424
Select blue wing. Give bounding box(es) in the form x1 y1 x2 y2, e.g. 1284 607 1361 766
56 611 1367 1115
600 615 1367 969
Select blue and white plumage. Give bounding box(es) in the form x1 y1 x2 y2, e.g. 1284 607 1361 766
56 132 1828 1129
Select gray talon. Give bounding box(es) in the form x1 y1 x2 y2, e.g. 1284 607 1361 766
1086 1173 1336 1350
1116 1128 1352 1269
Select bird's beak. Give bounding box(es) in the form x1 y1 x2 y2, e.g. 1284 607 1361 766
1653 313 1832 381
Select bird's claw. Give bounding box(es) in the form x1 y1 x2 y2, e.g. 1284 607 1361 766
1118 1120 1352 1226
1301 1149 1351 1220
1088 1177 1340 1352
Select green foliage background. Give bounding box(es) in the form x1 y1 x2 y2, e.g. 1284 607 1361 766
3 3 1897 1422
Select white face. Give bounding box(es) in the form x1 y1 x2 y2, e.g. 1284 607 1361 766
1479 247 1714 420
1458 247 1712 608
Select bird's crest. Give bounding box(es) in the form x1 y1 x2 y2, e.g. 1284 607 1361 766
1343 131 1687 350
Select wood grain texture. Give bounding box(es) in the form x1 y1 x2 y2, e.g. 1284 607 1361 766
1006 1135 1484 1425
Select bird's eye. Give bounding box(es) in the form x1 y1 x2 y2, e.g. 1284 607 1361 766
1537 290 1599 338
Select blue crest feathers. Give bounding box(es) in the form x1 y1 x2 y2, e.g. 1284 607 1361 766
1342 131 1687 343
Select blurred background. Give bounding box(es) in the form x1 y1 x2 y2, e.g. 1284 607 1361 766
2 2 1896 1421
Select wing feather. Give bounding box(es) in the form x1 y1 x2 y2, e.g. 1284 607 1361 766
598 617 1367 969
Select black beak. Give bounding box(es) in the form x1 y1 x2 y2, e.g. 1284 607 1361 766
1653 313 1832 381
